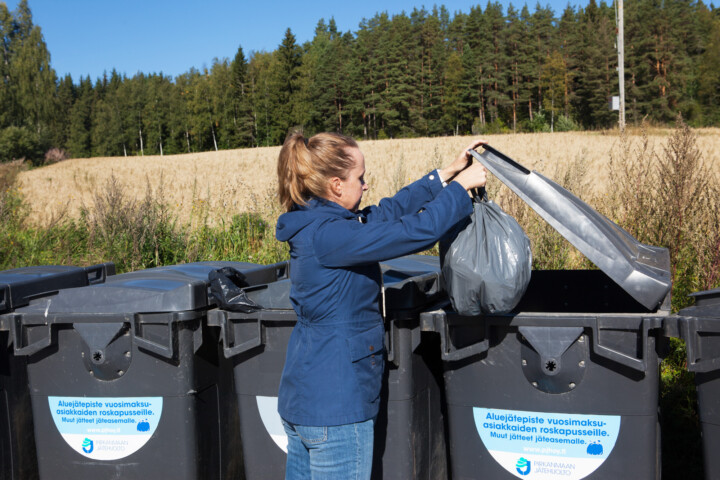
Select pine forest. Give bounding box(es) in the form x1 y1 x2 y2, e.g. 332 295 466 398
1 0 720 164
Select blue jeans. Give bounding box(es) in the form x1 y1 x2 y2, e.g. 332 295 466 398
282 417 375 480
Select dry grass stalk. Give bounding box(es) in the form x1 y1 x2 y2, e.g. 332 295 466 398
15 130 720 239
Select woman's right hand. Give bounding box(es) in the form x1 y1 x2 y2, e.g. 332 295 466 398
439 139 488 181
453 162 488 191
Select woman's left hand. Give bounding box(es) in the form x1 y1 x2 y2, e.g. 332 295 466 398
440 139 488 182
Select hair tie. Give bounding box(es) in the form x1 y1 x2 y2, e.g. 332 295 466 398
303 137 309 147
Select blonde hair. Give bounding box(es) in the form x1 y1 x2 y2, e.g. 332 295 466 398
277 132 358 212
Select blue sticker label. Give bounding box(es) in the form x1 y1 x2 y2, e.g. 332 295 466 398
474 408 620 479
49 396 162 460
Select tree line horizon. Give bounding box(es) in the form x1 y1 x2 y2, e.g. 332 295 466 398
1 0 719 163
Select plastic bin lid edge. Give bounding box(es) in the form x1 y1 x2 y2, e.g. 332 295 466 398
472 146 671 310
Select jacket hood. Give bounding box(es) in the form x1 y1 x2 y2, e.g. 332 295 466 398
276 197 357 242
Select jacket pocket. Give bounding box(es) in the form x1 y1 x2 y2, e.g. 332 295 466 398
346 323 385 403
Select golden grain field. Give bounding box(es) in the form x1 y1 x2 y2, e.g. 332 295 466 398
18 129 720 227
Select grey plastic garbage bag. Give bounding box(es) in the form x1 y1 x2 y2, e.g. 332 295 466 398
440 188 532 315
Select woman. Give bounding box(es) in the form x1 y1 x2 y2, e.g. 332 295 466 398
275 132 487 480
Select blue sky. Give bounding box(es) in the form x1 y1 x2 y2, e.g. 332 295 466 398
5 0 591 82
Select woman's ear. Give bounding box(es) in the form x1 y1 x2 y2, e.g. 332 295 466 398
329 177 343 197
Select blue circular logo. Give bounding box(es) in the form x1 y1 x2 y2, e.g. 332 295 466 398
516 457 531 476
82 438 94 454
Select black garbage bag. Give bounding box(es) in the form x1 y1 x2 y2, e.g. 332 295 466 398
209 267 262 313
440 188 532 315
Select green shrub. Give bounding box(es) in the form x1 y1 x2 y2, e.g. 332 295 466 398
0 126 45 165
555 115 580 132
186 212 286 264
603 117 719 478
0 161 28 269
522 111 550 133
474 118 508 135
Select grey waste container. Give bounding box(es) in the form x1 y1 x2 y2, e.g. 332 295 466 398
7 261 281 480
677 288 720 480
207 254 449 480
420 146 675 480
0 263 114 480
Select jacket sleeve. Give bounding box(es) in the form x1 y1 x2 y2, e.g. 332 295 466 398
360 171 444 223
314 181 472 267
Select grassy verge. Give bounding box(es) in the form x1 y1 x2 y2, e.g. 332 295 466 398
1 168 288 273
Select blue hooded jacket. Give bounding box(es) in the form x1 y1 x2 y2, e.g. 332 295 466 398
275 171 472 426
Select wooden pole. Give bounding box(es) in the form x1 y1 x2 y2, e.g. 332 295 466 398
617 0 626 131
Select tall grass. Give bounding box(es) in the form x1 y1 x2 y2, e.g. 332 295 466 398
0 160 26 268
603 117 719 479
606 117 720 309
0 171 287 272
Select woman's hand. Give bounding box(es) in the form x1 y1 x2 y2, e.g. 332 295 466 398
453 162 488 191
439 139 488 182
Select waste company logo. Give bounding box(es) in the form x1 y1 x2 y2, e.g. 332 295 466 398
137 419 150 432
516 457 531 476
82 438 94 454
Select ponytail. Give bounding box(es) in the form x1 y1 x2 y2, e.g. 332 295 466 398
277 132 358 212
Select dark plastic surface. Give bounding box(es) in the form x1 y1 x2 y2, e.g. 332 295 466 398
0 263 115 314
421 266 668 480
690 288 720 307
26 318 235 480
13 261 284 316
208 254 449 480
0 263 114 480
470 146 672 310
9 262 265 480
677 289 720 479
241 255 442 313
10 262 284 358
678 289 720 373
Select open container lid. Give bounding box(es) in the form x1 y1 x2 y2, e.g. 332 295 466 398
470 145 671 311
0 264 114 314
14 261 277 315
